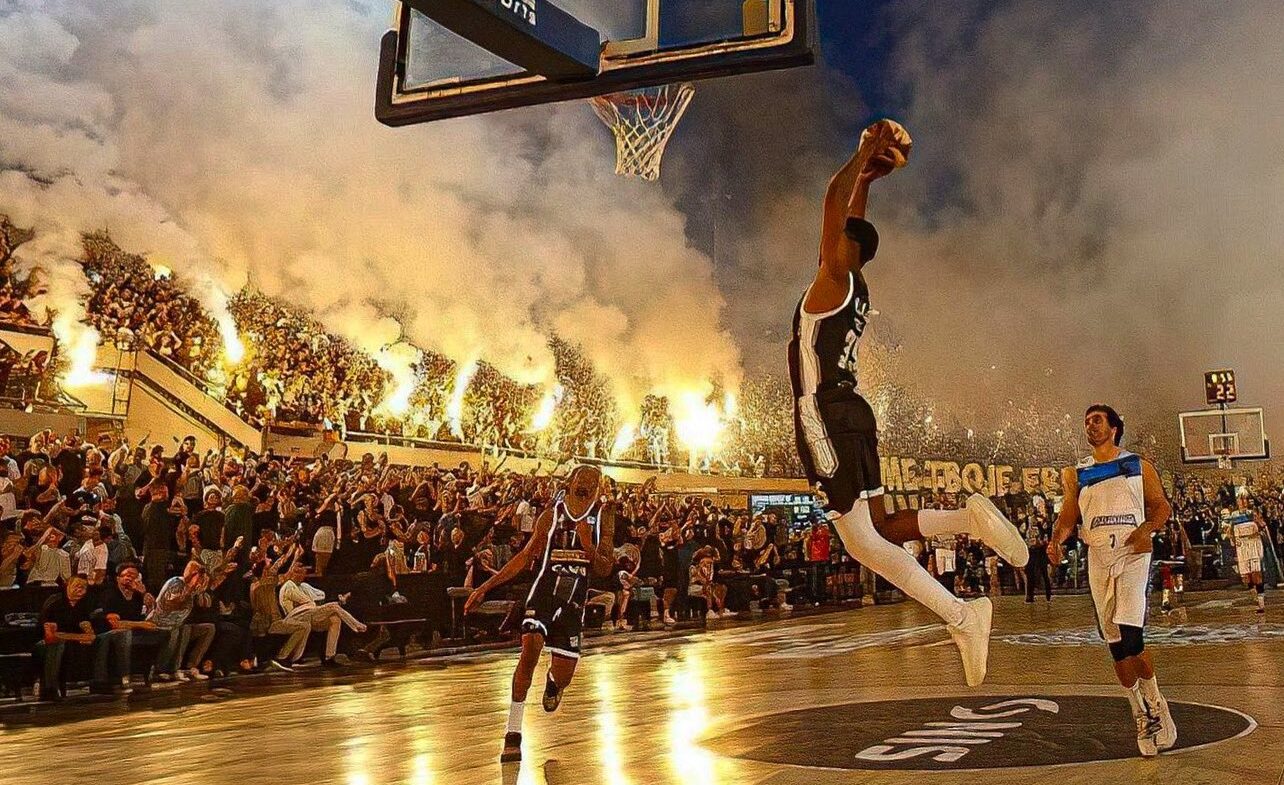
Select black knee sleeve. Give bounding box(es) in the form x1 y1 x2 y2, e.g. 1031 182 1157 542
1257 582 1266 595
1109 625 1145 661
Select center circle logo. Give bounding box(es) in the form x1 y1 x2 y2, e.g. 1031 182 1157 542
701 695 1254 770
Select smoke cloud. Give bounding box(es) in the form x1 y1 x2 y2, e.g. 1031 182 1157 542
0 0 740 414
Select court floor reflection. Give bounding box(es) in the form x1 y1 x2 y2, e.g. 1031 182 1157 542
0 592 1279 785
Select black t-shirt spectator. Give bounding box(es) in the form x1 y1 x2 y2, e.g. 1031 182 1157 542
193 509 225 550
638 534 663 579
55 450 85 496
142 501 176 552
95 585 147 631
42 594 92 634
440 541 470 586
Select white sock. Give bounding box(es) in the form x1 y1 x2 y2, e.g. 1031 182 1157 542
1137 676 1162 708
1124 681 1146 716
834 503 966 627
918 508 972 538
506 701 525 734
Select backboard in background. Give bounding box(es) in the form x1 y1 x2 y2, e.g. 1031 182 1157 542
375 0 816 125
1179 407 1270 467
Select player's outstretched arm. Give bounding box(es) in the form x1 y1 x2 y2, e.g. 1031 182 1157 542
1125 459 1172 554
1048 467 1081 562
813 124 906 311
464 509 551 614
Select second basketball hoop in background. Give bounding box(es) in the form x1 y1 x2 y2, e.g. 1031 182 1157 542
590 83 695 181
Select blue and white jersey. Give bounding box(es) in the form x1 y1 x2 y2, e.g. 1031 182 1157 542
1076 450 1146 552
1228 510 1261 546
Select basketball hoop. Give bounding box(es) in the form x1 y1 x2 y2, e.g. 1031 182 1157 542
590 83 695 181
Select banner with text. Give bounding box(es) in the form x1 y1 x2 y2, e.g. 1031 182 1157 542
879 456 1062 498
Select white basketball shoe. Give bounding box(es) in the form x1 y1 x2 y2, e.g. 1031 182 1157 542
966 494 1030 567
1154 696 1177 750
947 597 993 687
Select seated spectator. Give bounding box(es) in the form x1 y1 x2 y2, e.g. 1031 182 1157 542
278 559 367 667
689 546 732 619
148 561 215 682
250 543 311 673
35 576 96 701
93 562 162 694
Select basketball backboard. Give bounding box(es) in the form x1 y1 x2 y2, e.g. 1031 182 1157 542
375 0 816 125
1178 407 1270 465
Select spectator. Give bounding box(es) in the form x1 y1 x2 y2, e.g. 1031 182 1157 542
277 560 367 667
22 518 72 587
148 561 215 682
93 562 161 694
35 576 96 701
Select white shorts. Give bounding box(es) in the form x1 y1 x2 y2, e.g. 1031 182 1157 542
1088 548 1151 644
1236 540 1264 575
935 550 956 573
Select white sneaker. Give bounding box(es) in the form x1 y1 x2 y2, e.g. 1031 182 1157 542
187 668 209 681
966 494 1029 567
779 603 794 612
706 610 718 620
946 597 993 687
1154 697 1177 750
174 671 191 683
662 613 676 625
720 609 736 618
1135 712 1161 757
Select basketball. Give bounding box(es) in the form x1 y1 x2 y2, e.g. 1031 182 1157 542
859 118 913 169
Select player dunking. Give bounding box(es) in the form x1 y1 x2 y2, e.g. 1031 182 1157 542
789 119 1029 687
1048 405 1177 756
1229 491 1269 613
464 465 615 763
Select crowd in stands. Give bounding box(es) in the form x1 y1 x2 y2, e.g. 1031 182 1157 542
0 428 850 701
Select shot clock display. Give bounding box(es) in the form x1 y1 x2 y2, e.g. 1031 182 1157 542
1205 369 1237 406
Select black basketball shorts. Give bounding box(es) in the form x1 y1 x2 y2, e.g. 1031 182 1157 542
794 391 882 515
521 568 588 659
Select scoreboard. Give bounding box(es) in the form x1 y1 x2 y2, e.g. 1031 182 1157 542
1205 369 1237 406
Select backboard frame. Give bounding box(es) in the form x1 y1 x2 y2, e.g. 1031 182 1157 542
375 0 815 126
1178 406 1271 465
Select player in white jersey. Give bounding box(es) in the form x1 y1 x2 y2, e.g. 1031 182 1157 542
1229 491 1268 613
1049 405 1177 757
464 466 616 763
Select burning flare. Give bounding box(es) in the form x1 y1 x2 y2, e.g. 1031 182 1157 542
217 313 245 365
673 391 729 454
610 422 638 460
529 384 564 432
447 359 478 439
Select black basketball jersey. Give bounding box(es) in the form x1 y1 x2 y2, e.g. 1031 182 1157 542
788 270 872 399
533 495 600 578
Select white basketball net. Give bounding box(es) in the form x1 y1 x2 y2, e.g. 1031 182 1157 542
590 83 695 181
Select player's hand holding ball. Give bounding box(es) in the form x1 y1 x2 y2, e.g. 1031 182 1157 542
857 119 912 183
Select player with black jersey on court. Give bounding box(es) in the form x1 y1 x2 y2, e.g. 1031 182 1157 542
790 119 1030 687
464 465 616 763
